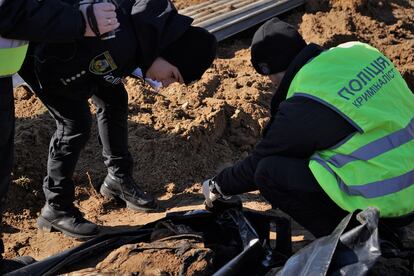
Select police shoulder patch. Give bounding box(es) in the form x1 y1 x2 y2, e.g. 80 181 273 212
89 51 118 75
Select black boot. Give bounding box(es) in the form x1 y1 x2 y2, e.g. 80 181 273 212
100 174 158 212
0 256 37 274
37 204 99 240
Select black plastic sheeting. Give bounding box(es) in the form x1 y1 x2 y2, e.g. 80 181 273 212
6 208 292 276
275 207 382 276
9 207 411 276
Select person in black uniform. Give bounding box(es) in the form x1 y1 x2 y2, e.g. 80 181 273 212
21 0 217 239
202 18 414 239
0 0 118 272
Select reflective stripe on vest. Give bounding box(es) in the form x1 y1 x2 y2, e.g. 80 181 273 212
0 36 28 77
286 42 414 217
325 117 414 168
314 117 414 199
313 156 414 199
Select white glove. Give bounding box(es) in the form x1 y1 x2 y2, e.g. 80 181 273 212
202 179 229 208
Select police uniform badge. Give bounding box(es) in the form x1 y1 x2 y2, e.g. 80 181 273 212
89 51 118 75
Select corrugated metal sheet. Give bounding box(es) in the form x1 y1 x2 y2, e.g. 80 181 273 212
180 0 306 41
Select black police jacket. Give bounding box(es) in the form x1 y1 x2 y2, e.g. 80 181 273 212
20 0 192 93
0 0 85 42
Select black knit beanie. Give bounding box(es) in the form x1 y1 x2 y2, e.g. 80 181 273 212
251 18 307 75
161 26 217 84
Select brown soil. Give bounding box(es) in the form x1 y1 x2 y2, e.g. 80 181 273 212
300 0 414 89
3 0 414 273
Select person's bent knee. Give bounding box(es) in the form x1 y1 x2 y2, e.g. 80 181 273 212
254 155 286 189
254 155 287 205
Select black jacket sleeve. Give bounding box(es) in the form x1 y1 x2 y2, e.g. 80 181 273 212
216 96 357 195
0 0 85 42
131 0 193 72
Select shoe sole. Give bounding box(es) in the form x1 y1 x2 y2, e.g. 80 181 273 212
100 183 159 213
37 216 99 240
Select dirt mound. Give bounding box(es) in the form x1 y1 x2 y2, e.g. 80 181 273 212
3 0 414 269
300 0 414 88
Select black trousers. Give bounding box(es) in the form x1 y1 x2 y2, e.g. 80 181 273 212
0 77 13 255
36 84 133 210
252 155 414 238
253 155 349 238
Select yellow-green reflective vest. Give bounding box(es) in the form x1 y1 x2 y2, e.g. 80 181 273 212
286 41 414 217
0 36 28 77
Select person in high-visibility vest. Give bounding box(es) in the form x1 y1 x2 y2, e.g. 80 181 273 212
202 18 414 238
0 0 118 272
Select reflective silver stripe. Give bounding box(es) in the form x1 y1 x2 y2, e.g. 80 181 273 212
313 156 414 198
0 36 28 49
0 0 4 7
328 117 414 168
